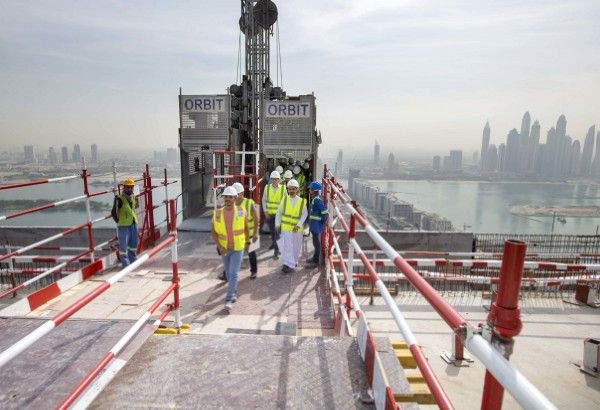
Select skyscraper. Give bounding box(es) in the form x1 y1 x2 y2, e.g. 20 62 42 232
520 112 531 140
518 112 531 174
432 156 441 170
486 145 498 172
542 127 557 178
335 149 343 175
449 150 462 170
48 147 58 165
592 131 600 177
23 145 34 163
479 121 490 171
498 144 506 171
374 141 380 166
387 152 396 171
72 144 81 164
556 115 567 138
61 146 69 163
580 126 595 176
527 120 541 174
91 144 98 163
570 140 581 176
504 129 520 172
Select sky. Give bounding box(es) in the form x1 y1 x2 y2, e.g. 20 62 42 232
0 0 599 159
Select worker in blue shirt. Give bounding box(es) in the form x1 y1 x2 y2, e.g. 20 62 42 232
306 181 328 267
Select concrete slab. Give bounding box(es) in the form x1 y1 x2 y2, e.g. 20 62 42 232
0 318 135 409
93 334 373 409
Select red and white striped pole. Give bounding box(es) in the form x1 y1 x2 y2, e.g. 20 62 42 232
0 235 175 369
82 158 95 262
0 175 79 191
169 199 181 332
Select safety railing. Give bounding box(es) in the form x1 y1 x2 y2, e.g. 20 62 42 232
0 162 178 303
322 165 557 410
210 149 262 209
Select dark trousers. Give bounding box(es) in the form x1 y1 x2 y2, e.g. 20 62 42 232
311 231 321 263
267 216 279 251
249 250 257 274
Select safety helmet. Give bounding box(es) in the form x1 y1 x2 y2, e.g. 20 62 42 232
310 181 322 191
302 162 310 170
232 182 244 194
287 179 299 188
222 186 238 197
293 165 301 175
123 178 135 186
270 170 281 179
284 170 293 179
275 165 283 174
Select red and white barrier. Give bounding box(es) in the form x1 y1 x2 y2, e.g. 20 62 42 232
0 175 79 191
0 252 117 316
0 236 174 369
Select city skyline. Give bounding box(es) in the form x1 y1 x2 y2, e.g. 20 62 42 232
1 1 599 154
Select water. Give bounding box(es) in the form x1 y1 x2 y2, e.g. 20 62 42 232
370 180 600 234
0 178 182 228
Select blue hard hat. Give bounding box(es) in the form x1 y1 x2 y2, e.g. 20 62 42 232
310 181 322 190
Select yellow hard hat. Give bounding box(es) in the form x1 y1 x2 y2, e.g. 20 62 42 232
123 178 135 186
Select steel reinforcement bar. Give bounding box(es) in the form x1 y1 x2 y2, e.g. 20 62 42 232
0 235 175 369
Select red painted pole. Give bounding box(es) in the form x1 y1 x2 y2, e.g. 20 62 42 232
81 166 95 261
169 199 181 332
145 164 156 246
480 240 526 410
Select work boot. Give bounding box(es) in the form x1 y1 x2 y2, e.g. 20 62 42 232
224 301 233 312
250 271 257 279
217 271 227 282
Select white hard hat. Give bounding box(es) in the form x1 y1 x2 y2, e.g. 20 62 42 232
302 162 310 170
293 165 301 175
270 170 281 179
232 182 244 194
284 170 293 179
275 165 283 174
287 179 299 188
222 186 238 197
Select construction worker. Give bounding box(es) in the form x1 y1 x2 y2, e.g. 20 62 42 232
233 182 259 278
306 181 328 267
293 165 306 197
262 170 285 258
113 179 138 268
276 179 307 273
283 169 293 187
212 186 248 311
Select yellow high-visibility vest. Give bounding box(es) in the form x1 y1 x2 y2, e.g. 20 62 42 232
117 194 137 226
213 205 246 251
280 196 306 232
241 197 256 236
265 184 285 215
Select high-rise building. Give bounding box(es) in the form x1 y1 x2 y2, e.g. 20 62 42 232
479 121 490 171
442 155 451 170
520 112 531 140
518 112 531 174
374 141 380 166
72 144 81 164
335 149 343 175
581 126 595 176
48 147 58 165
91 144 98 163
498 144 506 171
23 145 34 163
348 168 360 196
570 140 581 176
527 120 541 174
486 145 498 172
556 114 567 138
542 127 557 178
449 150 462 170
61 146 69 163
504 129 520 172
592 131 600 177
387 153 396 171
432 155 441 170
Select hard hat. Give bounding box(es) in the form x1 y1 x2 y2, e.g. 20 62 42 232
123 178 135 186
275 165 283 174
302 162 310 170
287 179 299 188
232 182 244 194
284 170 293 179
293 165 301 175
310 181 322 191
270 170 281 179
222 186 238 197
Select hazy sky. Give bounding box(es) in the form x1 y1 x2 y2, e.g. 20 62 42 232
1 0 599 158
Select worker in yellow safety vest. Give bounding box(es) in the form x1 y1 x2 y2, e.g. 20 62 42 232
275 179 308 273
112 179 138 267
212 186 248 312
262 170 286 258
234 182 259 278
293 165 306 197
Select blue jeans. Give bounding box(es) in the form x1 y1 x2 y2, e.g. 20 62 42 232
118 224 138 267
311 231 321 263
222 249 243 302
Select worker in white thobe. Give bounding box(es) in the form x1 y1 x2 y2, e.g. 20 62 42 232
275 179 308 273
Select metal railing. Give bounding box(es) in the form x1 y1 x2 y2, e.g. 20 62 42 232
322 165 557 410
